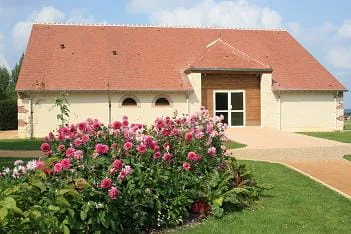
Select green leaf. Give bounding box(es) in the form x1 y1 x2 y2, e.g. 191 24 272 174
80 205 89 221
0 197 16 209
48 205 60 211
213 197 224 207
56 196 70 207
0 207 8 220
63 225 70 234
30 179 45 192
3 185 20 196
57 188 79 197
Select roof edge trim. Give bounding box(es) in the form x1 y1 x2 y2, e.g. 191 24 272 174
185 67 273 73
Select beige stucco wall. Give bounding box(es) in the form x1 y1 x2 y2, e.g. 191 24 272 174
187 73 202 114
260 73 280 129
18 91 193 138
336 92 344 130
280 92 341 132
110 92 189 127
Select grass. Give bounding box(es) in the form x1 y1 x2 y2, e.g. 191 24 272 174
173 160 351 234
0 157 36 168
344 120 351 130
343 155 351 162
0 139 42 151
224 140 247 149
299 131 351 143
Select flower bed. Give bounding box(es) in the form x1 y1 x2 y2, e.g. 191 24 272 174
0 108 263 233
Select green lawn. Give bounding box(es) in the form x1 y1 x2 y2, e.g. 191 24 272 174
343 155 351 162
173 160 351 234
299 131 351 143
344 120 351 130
0 139 42 151
0 157 36 168
224 140 247 149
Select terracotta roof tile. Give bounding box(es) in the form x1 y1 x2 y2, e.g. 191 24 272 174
16 24 347 91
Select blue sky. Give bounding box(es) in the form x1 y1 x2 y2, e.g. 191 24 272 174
0 0 350 107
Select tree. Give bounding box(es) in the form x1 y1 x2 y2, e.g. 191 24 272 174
11 53 24 85
0 66 10 100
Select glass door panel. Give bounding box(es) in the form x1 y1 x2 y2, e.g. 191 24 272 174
215 93 228 110
231 92 243 110
231 112 244 126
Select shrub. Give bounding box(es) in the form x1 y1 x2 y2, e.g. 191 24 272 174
0 108 264 233
0 99 17 131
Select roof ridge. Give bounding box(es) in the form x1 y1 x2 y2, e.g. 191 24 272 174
33 21 287 31
218 38 271 68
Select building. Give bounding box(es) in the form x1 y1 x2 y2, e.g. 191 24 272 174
16 23 347 138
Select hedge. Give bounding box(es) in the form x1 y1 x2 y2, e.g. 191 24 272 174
0 99 18 130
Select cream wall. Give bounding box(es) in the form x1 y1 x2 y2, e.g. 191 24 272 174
18 91 193 138
260 73 280 129
280 92 341 132
187 73 202 114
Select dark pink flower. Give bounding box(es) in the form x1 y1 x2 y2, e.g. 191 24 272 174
124 142 133 151
185 132 193 141
112 121 122 129
100 178 112 189
66 147 75 157
153 151 161 159
187 152 202 161
93 121 101 129
182 162 191 171
162 152 172 161
58 144 65 152
113 159 123 170
54 163 63 173
95 144 109 155
82 134 89 143
78 122 87 131
108 186 120 199
136 144 147 154
61 158 71 169
74 138 83 147
155 119 164 129
122 120 129 127
40 143 51 153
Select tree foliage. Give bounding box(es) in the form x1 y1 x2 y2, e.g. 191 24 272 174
0 66 10 100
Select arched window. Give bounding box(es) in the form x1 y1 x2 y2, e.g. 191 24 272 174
155 97 170 106
122 97 137 106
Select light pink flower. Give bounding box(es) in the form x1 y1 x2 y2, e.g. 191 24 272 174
124 142 133 151
61 158 71 169
40 143 51 153
113 159 123 170
187 152 202 161
74 138 83 147
74 150 84 160
108 186 120 199
54 163 63 173
207 147 216 156
100 178 112 189
66 147 75 157
182 162 191 171
36 160 44 169
95 144 109 155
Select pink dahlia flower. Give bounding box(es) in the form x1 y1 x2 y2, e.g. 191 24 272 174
124 142 133 151
182 162 191 171
66 147 75 157
108 186 120 200
95 144 109 155
100 178 112 189
61 158 71 169
54 163 63 173
162 152 172 161
74 150 84 160
40 143 51 153
187 152 202 161
113 159 123 170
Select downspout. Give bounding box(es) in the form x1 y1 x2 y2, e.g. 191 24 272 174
107 80 111 124
29 94 34 139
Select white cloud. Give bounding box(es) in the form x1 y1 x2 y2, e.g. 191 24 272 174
0 33 9 69
147 0 282 28
337 20 351 39
327 46 351 69
12 6 96 52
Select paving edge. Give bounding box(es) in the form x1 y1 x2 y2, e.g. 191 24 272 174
239 158 351 200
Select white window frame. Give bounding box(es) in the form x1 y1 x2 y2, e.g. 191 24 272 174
213 90 246 127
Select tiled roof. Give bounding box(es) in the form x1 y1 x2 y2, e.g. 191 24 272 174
16 23 347 91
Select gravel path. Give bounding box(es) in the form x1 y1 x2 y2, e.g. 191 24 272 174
0 150 41 158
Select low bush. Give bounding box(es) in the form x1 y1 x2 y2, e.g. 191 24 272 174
0 108 264 233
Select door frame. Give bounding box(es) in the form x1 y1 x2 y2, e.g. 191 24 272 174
213 90 246 127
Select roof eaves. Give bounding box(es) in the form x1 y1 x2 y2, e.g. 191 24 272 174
184 67 273 74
